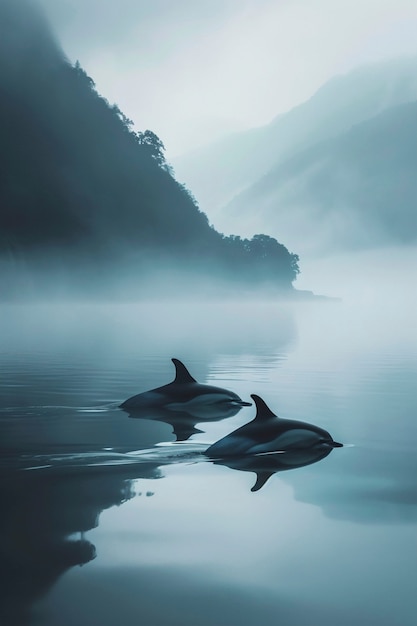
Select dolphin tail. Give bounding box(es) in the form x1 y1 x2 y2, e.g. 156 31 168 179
171 358 197 384
251 471 275 492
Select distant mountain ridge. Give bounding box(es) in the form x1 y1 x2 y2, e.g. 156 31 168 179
173 56 417 219
221 100 417 254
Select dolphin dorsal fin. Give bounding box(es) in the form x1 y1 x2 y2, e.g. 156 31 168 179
171 358 197 384
251 394 278 421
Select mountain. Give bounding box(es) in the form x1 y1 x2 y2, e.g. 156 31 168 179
0 0 299 297
221 100 417 255
173 57 417 218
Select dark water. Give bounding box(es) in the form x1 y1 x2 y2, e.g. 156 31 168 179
0 288 416 625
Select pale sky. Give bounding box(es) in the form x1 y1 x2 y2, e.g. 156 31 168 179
37 0 417 157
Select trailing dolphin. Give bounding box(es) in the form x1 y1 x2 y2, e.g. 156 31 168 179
120 358 251 413
205 394 343 458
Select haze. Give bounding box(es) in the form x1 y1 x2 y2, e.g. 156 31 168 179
1 4 417 621
37 0 417 156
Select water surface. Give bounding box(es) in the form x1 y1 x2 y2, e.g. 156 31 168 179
0 285 416 626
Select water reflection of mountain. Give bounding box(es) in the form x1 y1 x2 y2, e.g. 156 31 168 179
0 408 175 453
0 461 161 626
2 443 414 626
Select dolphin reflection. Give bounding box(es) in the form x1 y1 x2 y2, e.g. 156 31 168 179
121 402 245 441
213 448 334 491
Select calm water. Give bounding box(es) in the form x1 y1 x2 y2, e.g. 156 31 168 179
1 279 416 625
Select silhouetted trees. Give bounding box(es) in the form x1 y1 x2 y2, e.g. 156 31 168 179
136 130 173 174
221 234 299 285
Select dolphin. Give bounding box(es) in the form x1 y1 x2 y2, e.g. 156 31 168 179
119 358 252 412
205 394 343 458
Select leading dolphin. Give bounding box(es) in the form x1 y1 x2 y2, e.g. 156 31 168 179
205 394 343 458
120 358 252 411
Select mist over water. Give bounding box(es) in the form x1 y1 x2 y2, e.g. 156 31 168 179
1 3 416 625
1 251 416 626
296 244 417 301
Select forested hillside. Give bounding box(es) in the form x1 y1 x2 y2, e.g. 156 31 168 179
0 0 299 296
